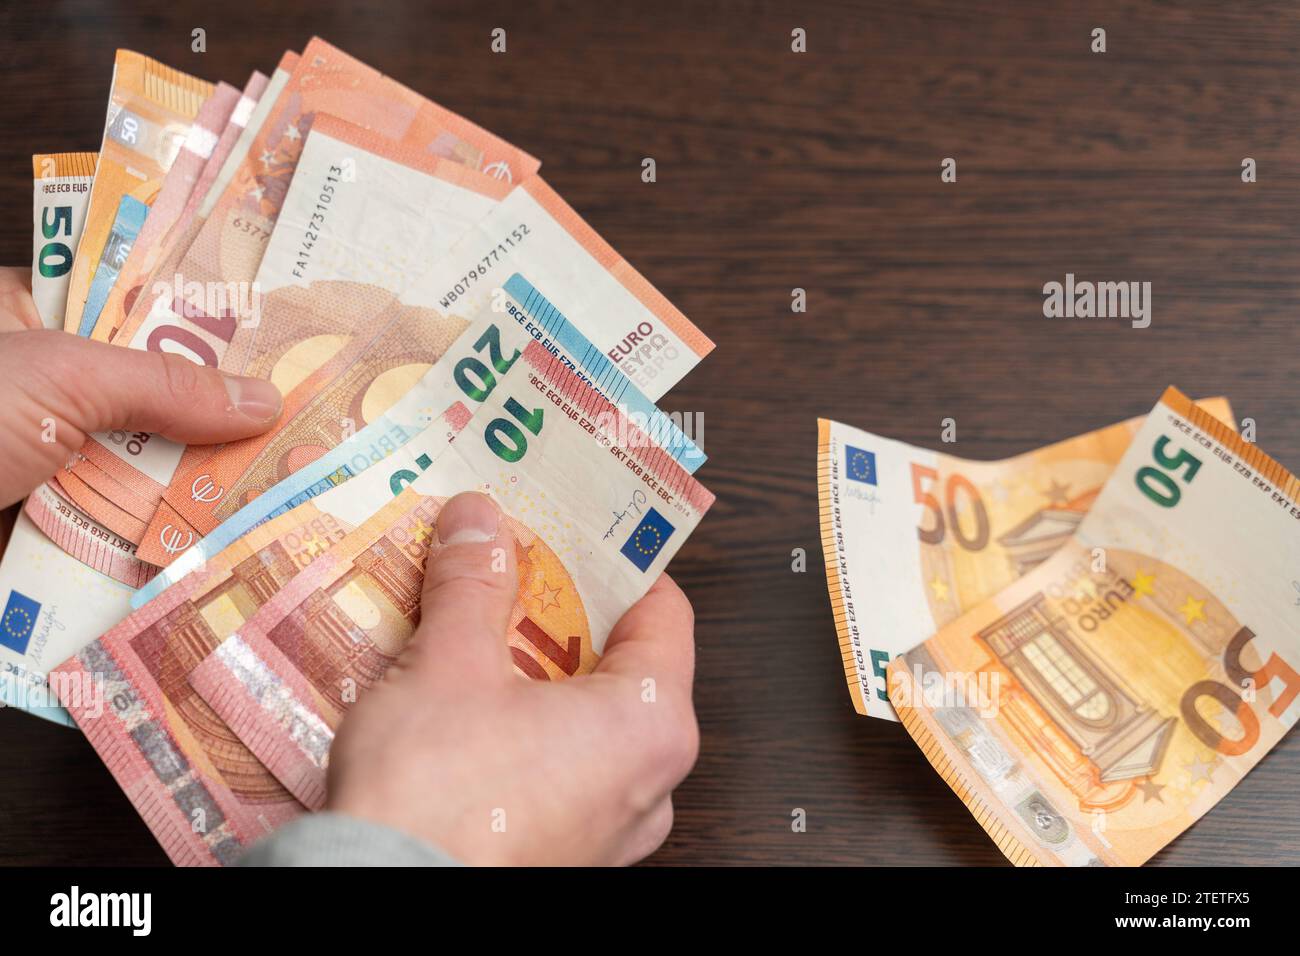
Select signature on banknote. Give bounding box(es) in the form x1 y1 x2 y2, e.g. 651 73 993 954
604 489 650 540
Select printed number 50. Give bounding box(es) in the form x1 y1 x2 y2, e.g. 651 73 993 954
910 463 989 551
1136 435 1201 508
38 206 73 278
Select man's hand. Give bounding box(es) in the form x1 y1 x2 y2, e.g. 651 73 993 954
327 492 700 866
0 267 283 511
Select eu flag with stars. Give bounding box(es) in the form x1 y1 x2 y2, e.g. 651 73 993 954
620 508 675 572
846 445 877 485
1 590 40 655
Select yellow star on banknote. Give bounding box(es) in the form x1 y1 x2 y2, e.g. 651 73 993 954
1185 753 1217 784
1043 479 1071 505
533 581 563 613
1136 777 1166 803
410 518 434 545
1131 571 1156 596
929 577 949 602
1179 595 1206 624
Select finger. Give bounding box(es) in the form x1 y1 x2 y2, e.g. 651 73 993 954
401 492 518 686
615 797 675 866
0 267 43 331
594 573 696 695
15 329 282 444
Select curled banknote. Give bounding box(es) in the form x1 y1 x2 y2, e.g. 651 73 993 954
888 388 1298 865
818 398 1234 720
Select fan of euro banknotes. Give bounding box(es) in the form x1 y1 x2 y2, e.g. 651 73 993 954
5 39 716 865
820 391 1300 865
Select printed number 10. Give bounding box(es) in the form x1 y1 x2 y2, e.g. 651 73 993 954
487 398 543 462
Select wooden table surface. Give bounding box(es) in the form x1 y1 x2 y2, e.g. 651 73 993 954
1 0 1297 866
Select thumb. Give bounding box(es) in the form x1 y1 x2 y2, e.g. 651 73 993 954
402 492 518 686
16 329 282 445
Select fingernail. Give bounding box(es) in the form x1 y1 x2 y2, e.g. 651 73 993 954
224 375 282 425
438 492 500 545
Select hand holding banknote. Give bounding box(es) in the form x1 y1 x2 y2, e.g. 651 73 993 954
0 267 44 332
325 492 699 866
0 275 285 509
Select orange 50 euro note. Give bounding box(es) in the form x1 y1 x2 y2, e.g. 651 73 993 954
64 50 213 335
53 338 713 864
817 398 1234 720
85 72 266 344
888 388 1300 866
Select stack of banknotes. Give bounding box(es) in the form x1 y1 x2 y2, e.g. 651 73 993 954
820 393 1300 865
6 39 715 865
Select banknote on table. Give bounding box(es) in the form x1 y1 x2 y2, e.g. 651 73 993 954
818 398 1234 720
30 152 96 329
887 387 1300 866
63 50 213 335
192 337 710 803
77 82 242 338
0 507 137 727
76 37 540 527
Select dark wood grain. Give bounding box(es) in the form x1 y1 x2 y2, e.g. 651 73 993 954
0 0 1297 866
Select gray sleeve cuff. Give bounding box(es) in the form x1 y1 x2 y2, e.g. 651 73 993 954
238 812 462 867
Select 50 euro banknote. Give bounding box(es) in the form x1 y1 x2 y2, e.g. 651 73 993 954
64 50 213 335
888 387 1300 866
94 56 291 345
52 339 712 864
76 82 243 337
818 398 1234 720
186 336 714 809
134 272 703 604
30 151 97 329
87 72 268 344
